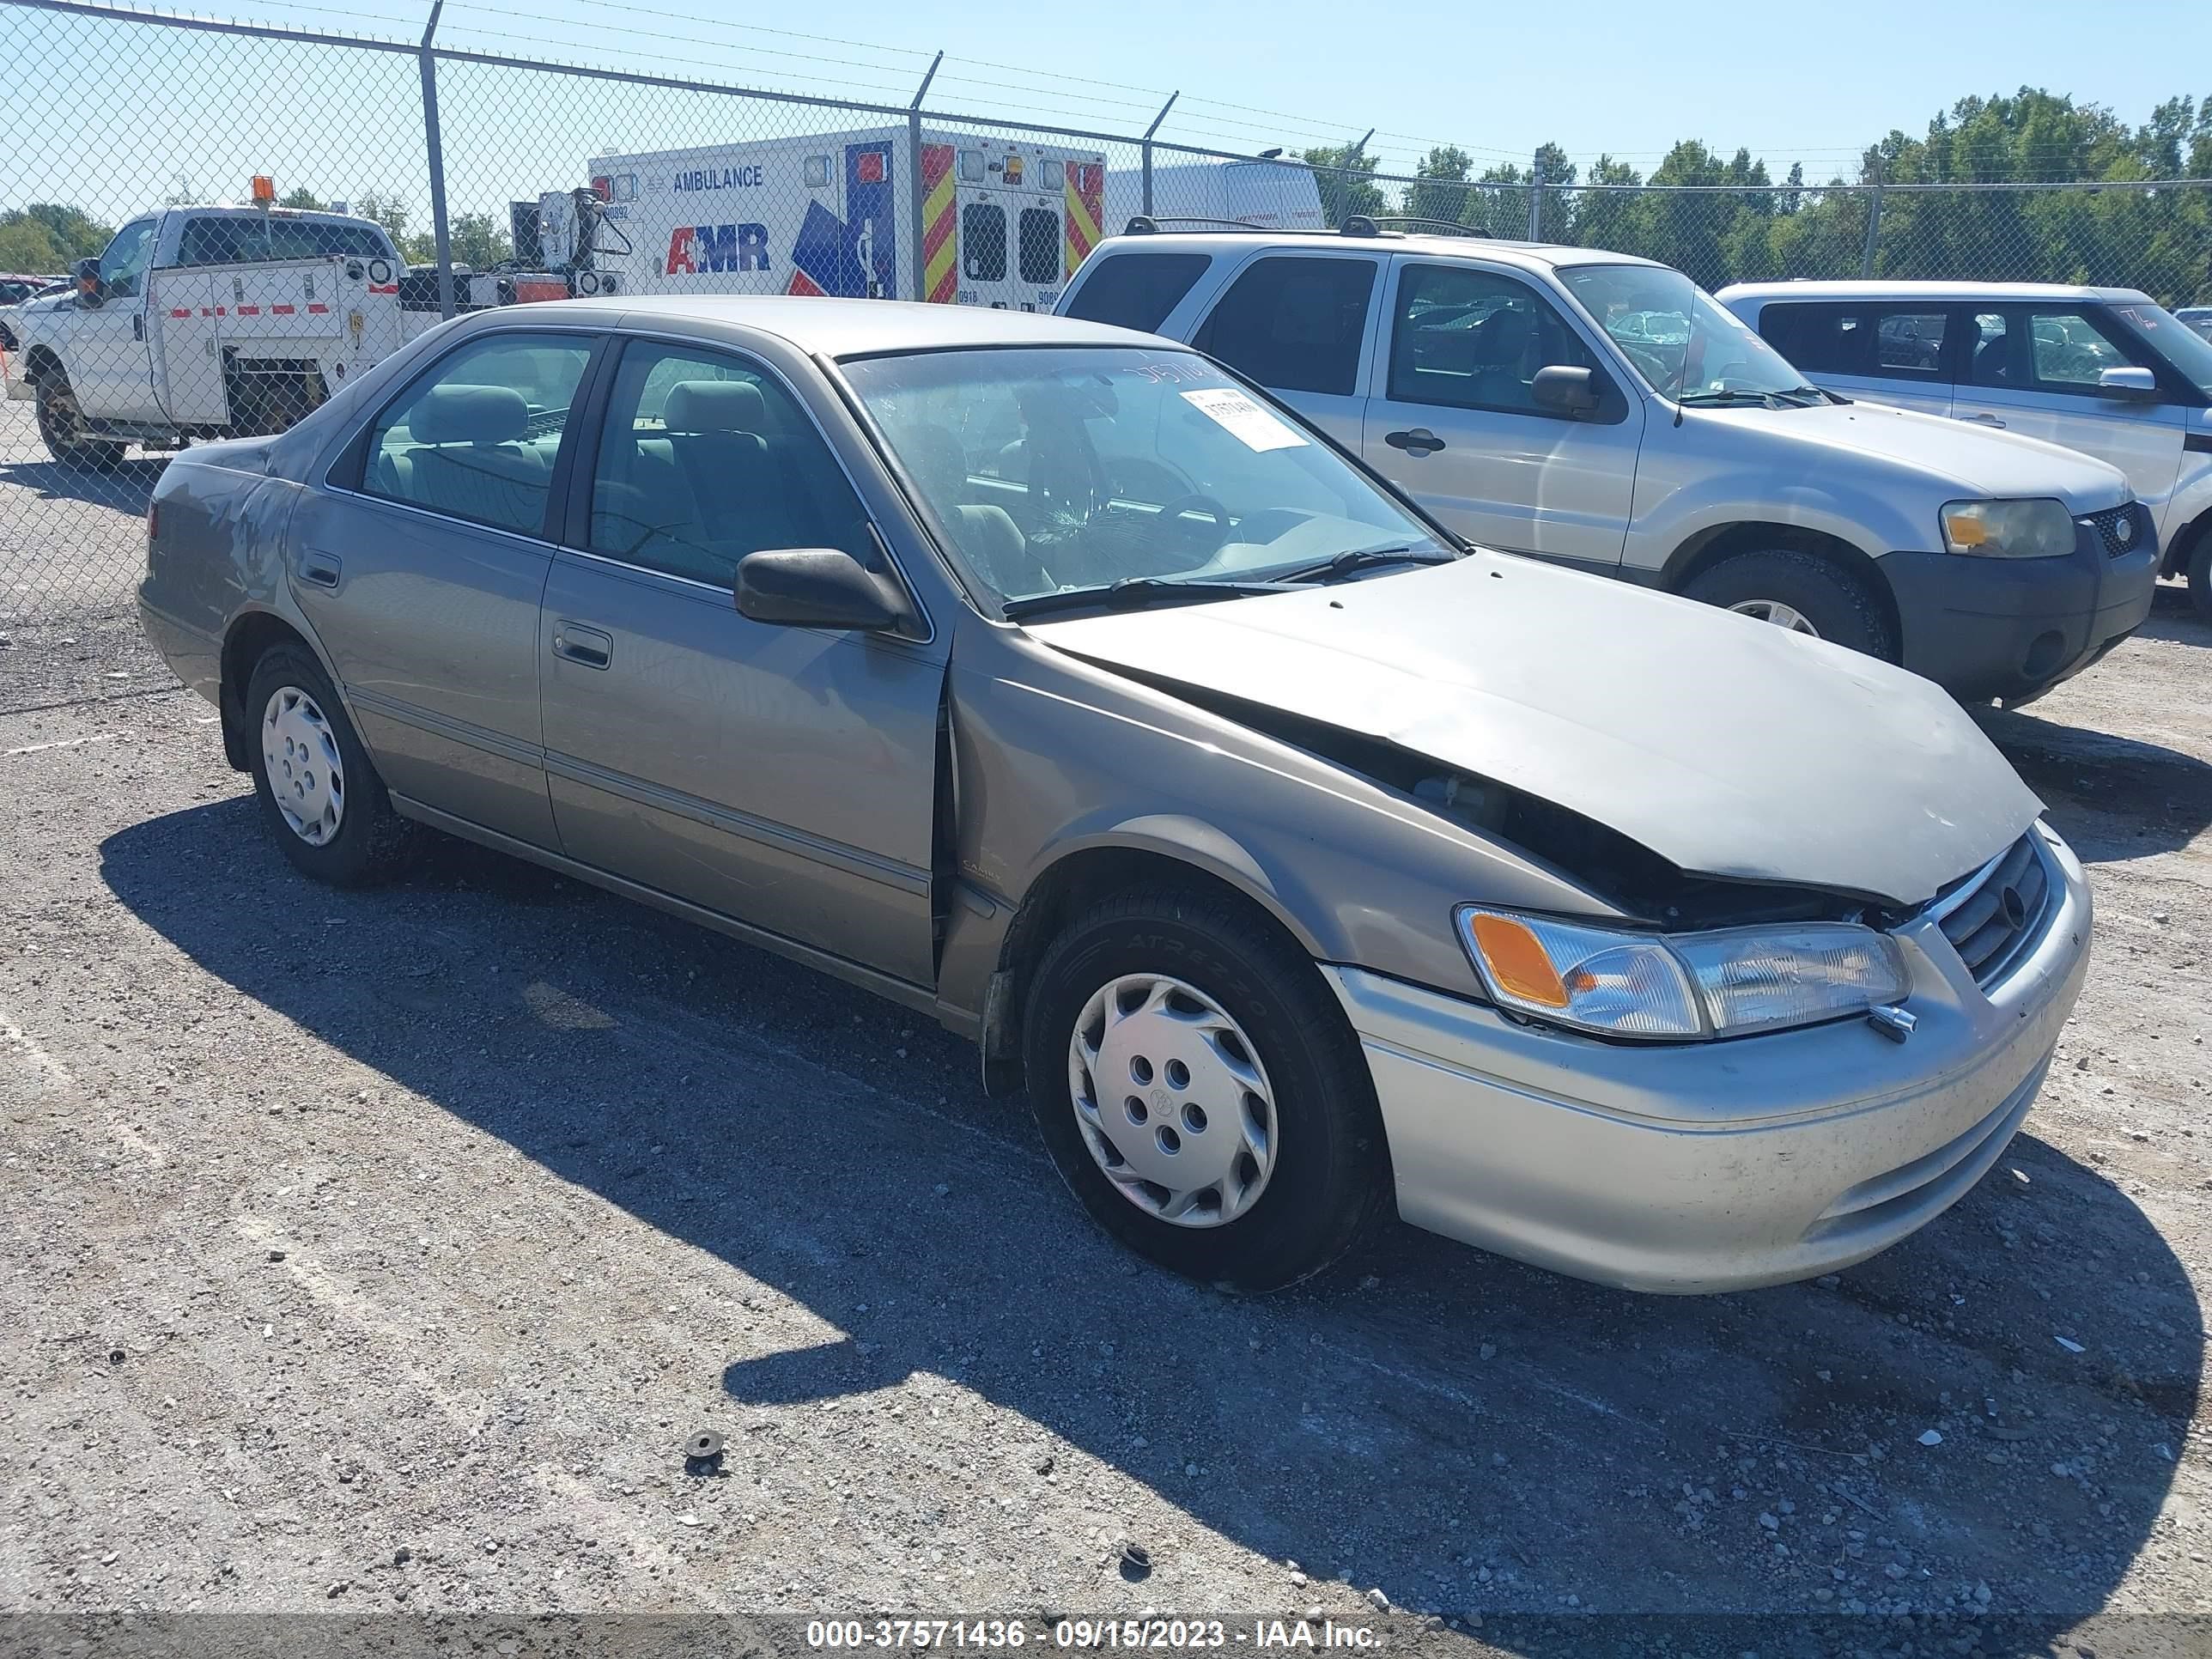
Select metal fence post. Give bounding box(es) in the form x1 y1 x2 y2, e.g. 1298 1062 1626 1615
1861 161 1883 279
1528 153 1543 241
1140 91 1177 220
906 52 941 302
417 0 454 319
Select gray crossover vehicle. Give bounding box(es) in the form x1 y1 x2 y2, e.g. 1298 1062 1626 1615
139 297 2091 1294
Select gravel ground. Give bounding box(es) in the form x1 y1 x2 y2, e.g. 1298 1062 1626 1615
1 584 2208 1657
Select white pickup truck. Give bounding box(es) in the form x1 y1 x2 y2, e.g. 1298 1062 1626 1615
2 204 427 469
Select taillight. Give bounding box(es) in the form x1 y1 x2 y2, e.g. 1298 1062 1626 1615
146 500 159 573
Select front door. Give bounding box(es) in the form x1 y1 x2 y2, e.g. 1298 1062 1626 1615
539 337 943 988
289 327 601 848
71 216 159 421
1950 304 2188 516
1361 258 1643 566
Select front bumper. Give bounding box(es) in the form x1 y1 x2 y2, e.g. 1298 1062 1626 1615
1881 504 2158 704
1327 822 2092 1294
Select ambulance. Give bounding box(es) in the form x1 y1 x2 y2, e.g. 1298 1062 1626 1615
533 129 1108 311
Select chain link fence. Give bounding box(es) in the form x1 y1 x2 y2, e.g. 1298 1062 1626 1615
3 0 2209 631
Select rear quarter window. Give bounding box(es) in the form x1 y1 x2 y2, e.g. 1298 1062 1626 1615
1062 252 1212 332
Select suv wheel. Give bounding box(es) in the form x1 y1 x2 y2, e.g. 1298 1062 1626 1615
244 643 412 885
2188 532 2212 623
1022 890 1387 1291
1683 549 1897 660
33 372 127 471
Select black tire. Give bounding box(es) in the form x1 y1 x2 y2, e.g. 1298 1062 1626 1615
1681 548 1898 661
33 373 127 471
1021 889 1388 1292
243 642 411 886
2189 532 2212 623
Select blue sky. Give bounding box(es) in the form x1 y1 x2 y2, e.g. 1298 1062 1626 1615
3 0 2209 231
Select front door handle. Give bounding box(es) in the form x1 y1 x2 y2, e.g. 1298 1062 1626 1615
297 550 342 589
551 621 612 669
1384 427 1446 456
1962 412 2007 428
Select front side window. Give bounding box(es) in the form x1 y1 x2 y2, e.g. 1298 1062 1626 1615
1559 262 1815 404
97 219 156 299
963 204 1007 283
1062 252 1212 331
1194 255 1377 397
2027 309 2142 392
1387 263 1600 416
587 342 874 587
1017 207 1060 285
362 331 595 535
845 345 1447 609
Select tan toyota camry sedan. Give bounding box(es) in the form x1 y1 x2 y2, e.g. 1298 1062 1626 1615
138 296 2091 1294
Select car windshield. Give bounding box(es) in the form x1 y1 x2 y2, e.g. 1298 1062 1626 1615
2112 301 2212 398
1558 263 1816 403
842 345 1452 611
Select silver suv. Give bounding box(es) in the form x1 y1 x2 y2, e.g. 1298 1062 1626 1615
1722 281 2212 617
1060 227 2158 703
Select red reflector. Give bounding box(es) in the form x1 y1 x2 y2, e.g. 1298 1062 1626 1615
147 502 159 541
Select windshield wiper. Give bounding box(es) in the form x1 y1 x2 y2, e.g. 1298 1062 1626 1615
1001 574 1304 622
1276 544 1458 583
1678 386 1827 410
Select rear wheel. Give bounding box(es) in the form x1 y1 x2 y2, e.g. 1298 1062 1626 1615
1683 548 1896 660
244 643 411 885
33 372 126 471
1021 889 1387 1292
2188 532 2212 623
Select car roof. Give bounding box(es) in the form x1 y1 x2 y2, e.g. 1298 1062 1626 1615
1085 228 1668 275
539 294 1173 356
1717 278 2154 307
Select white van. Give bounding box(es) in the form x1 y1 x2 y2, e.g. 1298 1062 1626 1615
1059 228 2159 703
1722 281 2212 617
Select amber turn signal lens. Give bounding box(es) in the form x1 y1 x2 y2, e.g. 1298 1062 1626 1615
1468 914 1570 1008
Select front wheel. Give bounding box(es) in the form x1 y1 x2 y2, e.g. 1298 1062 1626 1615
1021 890 1387 1291
33 374 127 471
2189 533 2212 623
1682 549 1897 660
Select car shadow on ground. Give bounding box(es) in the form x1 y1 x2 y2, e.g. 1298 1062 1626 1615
0 453 162 513
103 804 2201 1640
1979 704 2212 865
2137 579 2208 647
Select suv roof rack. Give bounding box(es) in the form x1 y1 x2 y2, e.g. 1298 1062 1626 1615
1121 214 1446 240
1367 216 1490 239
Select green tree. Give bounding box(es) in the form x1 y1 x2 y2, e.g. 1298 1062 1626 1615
0 217 64 272
1298 140 1385 228
279 186 328 210
6 204 113 261
1403 145 1473 227
448 211 511 270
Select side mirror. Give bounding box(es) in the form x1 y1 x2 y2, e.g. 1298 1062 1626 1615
72 257 103 305
735 547 908 632
1532 363 1602 416
2097 365 2159 398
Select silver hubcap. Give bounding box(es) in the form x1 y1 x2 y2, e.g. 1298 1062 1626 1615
260 685 345 846
1066 973 1278 1229
1728 599 1820 637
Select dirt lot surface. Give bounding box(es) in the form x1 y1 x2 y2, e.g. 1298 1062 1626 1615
2 572 2209 1656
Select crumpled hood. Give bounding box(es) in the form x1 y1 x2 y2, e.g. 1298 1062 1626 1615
1723 399 2132 508
1027 553 2043 908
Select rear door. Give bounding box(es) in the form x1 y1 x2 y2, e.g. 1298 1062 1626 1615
1361 257 1642 566
1950 303 2188 510
538 334 943 987
290 326 602 848
1187 250 1382 447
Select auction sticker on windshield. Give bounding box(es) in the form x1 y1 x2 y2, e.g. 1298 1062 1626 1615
1180 387 1308 452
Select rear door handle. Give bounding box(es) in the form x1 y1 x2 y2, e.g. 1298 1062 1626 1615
551 621 612 669
1962 412 2007 428
132 313 145 342
1384 427 1446 456
297 550 342 589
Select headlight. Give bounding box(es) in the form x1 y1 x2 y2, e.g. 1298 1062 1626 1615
1455 908 1910 1042
1939 498 2075 559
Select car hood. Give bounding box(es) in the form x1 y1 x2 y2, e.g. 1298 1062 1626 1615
1026 553 2042 908
1718 399 2132 508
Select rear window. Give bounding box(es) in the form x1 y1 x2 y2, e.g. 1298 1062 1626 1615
267 218 396 260
1017 207 1060 285
1062 251 1212 332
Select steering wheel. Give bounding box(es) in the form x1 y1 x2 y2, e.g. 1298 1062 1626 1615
1156 493 1232 556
